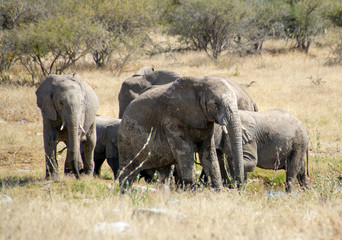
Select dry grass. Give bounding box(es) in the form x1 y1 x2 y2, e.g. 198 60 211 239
1 38 342 239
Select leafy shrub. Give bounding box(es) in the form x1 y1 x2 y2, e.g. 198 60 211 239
89 0 153 69
6 14 103 83
164 0 247 60
282 0 325 53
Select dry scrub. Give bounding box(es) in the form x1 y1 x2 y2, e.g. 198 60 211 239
1 39 342 239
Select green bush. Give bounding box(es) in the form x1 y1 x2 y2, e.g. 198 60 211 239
240 0 286 54
282 0 325 52
7 14 103 83
164 0 248 60
89 0 153 69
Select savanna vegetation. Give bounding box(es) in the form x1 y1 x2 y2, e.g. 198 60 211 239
1 0 342 239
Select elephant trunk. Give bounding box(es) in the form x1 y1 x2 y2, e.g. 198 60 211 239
65 118 81 179
224 109 244 188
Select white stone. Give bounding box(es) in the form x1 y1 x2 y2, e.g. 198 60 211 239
134 185 157 193
1 194 12 204
94 221 134 234
133 208 184 218
167 198 180 205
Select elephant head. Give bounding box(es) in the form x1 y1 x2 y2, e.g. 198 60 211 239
118 68 182 118
163 76 245 187
36 74 99 180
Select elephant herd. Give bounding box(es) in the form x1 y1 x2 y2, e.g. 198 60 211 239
36 67 309 193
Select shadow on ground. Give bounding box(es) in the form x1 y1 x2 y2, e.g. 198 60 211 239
0 174 43 188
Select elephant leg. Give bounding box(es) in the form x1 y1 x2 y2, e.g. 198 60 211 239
198 169 208 185
217 150 231 186
155 165 175 191
157 165 174 184
296 150 308 190
94 155 106 177
164 121 196 188
139 170 156 183
297 166 308 190
106 157 119 179
106 143 119 179
285 150 299 193
43 119 59 180
199 135 222 190
82 123 96 175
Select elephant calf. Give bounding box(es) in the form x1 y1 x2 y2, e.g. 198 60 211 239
220 109 309 192
90 116 121 178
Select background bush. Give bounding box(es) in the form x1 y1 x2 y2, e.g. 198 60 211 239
0 0 342 83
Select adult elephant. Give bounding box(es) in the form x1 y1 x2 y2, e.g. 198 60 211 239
118 76 245 190
118 66 182 118
36 74 99 180
119 71 258 186
219 109 309 192
90 116 121 178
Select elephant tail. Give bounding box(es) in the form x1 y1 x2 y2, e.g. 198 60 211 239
306 148 309 177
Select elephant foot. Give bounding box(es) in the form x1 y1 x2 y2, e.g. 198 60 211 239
64 167 73 174
176 180 198 191
80 168 93 176
46 171 59 181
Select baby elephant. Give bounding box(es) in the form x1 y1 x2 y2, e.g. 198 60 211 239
90 116 121 178
220 109 309 192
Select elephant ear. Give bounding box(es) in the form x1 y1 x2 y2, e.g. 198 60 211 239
164 77 207 129
239 111 257 145
35 76 57 121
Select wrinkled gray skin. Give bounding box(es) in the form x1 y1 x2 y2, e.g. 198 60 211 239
119 70 257 186
220 109 309 192
90 116 121 178
118 66 182 118
90 115 165 182
118 76 244 190
36 74 99 180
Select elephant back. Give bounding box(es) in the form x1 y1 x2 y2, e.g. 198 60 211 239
145 70 182 85
132 66 154 76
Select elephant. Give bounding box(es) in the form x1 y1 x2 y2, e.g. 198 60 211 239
118 66 182 118
218 109 309 192
118 68 257 118
89 115 162 182
118 76 245 190
36 74 99 180
89 115 121 178
119 70 258 186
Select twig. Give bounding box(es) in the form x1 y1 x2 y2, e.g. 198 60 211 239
119 127 154 186
45 152 58 172
120 127 153 173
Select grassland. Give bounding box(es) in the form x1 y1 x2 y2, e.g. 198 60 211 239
1 38 342 239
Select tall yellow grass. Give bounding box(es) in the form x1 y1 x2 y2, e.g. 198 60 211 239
0 39 342 239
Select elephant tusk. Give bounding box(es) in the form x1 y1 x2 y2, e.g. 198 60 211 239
222 125 228 134
79 125 86 134
241 125 247 132
60 123 65 131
